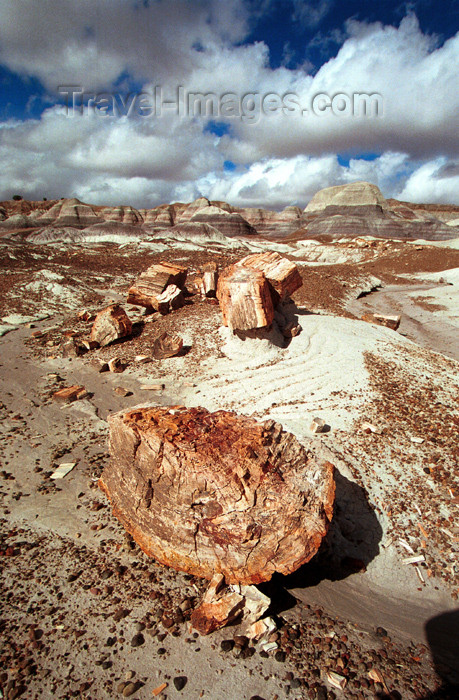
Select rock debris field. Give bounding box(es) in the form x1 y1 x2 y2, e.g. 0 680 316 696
0 183 459 700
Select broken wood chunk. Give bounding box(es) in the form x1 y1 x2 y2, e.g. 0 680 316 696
151 332 183 359
190 574 245 635
191 573 271 636
217 265 274 331
81 339 100 351
202 262 218 298
281 321 301 339
127 262 187 309
52 385 86 402
310 417 326 434
50 462 76 480
156 284 184 315
361 312 401 331
60 337 87 358
134 355 152 364
237 251 302 302
327 671 347 690
108 357 125 373
99 406 335 585
90 304 132 347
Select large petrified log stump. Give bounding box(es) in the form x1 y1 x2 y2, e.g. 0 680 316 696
127 262 187 309
217 265 274 331
238 251 303 303
100 406 335 585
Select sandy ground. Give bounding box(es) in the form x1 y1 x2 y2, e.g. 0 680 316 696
1 234 458 699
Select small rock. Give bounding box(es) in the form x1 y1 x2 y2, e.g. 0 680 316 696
122 681 138 697
130 633 144 648
173 676 187 691
310 417 326 434
114 386 131 397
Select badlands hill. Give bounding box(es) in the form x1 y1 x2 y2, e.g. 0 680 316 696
1 181 458 243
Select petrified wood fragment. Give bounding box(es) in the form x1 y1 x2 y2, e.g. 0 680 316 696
201 261 218 298
100 406 335 585
361 312 401 331
237 251 303 302
217 265 274 331
156 284 184 315
151 331 183 359
90 304 132 347
127 262 187 309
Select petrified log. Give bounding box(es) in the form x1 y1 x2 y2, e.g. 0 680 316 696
156 284 184 315
127 262 187 309
52 385 86 402
237 251 302 302
151 331 183 359
217 265 274 331
361 312 401 331
90 304 132 347
202 262 218 298
99 406 335 585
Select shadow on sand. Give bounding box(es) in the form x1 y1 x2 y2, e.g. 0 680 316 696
259 471 383 615
416 609 459 699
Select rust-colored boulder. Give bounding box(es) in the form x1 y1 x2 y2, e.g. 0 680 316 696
90 304 132 347
99 406 335 585
237 251 303 302
217 265 274 331
127 262 187 309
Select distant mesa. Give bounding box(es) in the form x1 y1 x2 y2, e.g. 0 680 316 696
304 181 389 212
0 182 458 242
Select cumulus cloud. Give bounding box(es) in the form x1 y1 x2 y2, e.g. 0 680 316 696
399 158 459 203
219 14 459 162
0 1 458 207
0 0 250 92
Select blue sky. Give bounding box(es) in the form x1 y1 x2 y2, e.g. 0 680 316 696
0 0 458 208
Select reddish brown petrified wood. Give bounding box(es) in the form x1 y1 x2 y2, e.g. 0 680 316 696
216 265 274 331
100 406 335 585
127 262 187 309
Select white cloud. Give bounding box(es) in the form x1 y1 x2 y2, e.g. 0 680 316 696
219 14 459 163
0 0 250 92
0 3 458 207
399 158 459 204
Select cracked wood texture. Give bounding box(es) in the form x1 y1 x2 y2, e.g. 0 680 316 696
127 262 187 309
237 251 303 302
217 265 274 331
100 406 335 584
90 304 132 347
